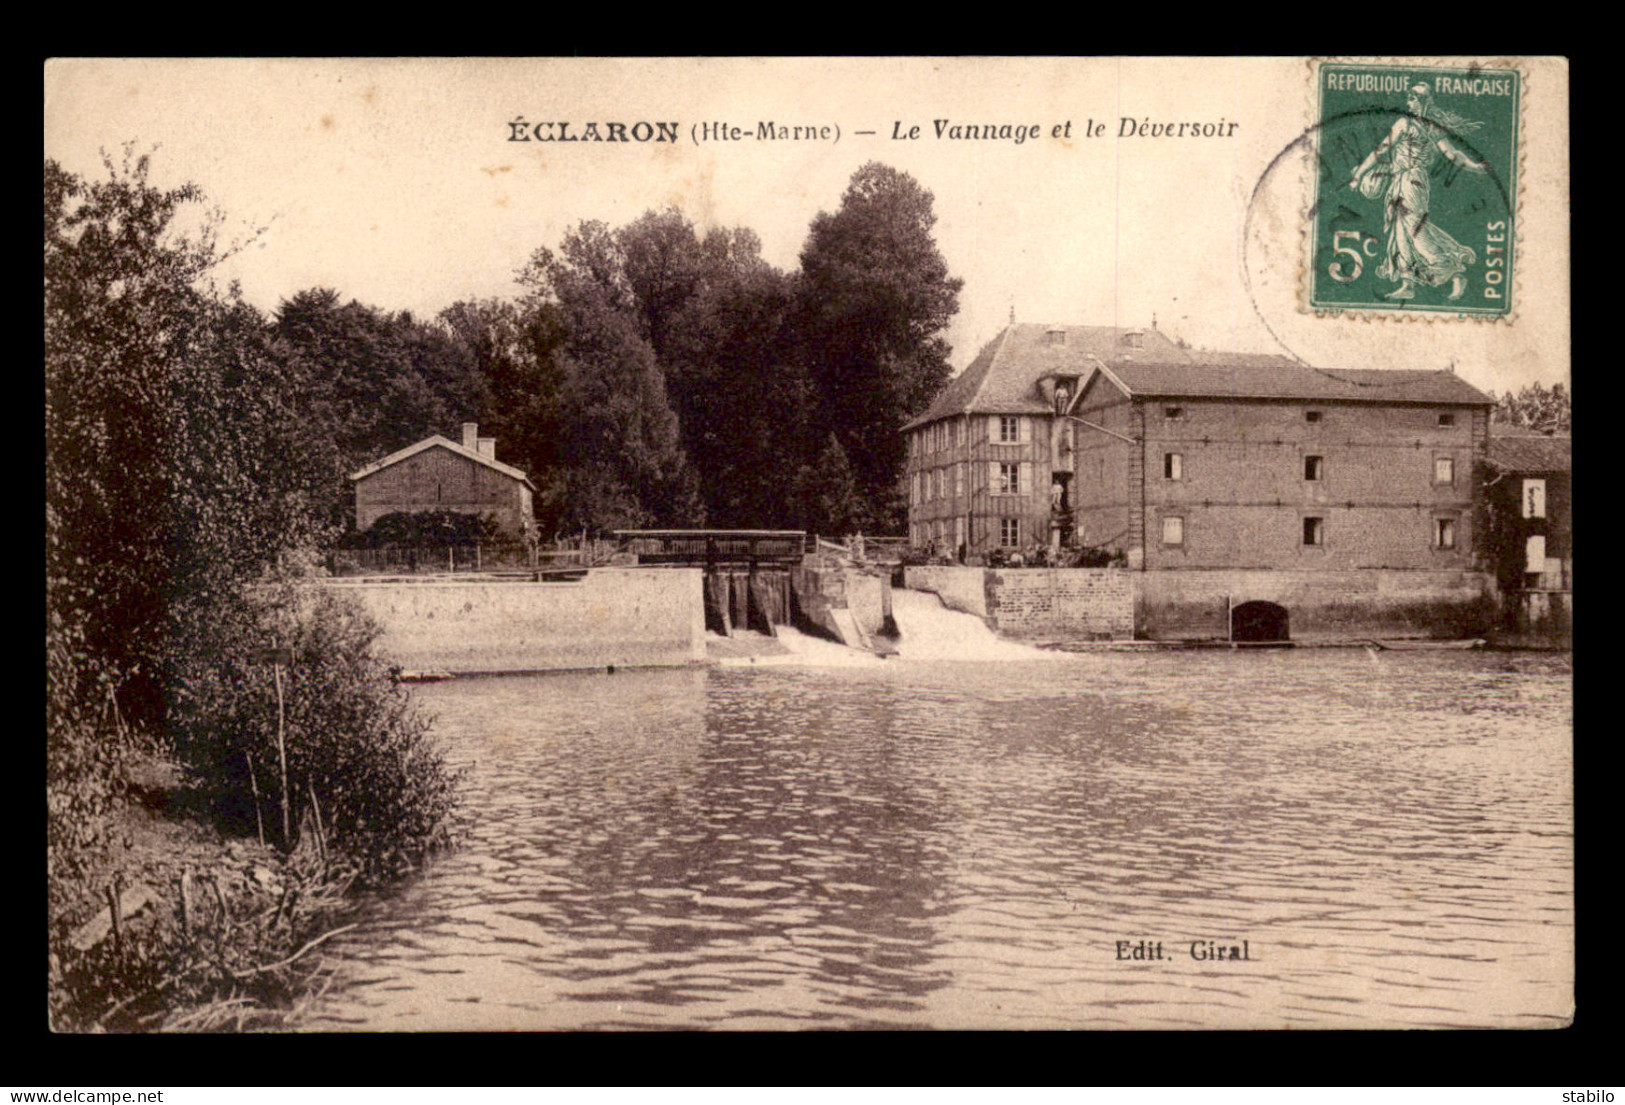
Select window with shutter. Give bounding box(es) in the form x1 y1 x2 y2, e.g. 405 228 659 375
1523 479 1546 519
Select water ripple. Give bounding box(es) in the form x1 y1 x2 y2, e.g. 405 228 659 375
307 650 1571 1030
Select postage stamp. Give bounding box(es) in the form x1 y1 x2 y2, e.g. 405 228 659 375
1307 60 1520 317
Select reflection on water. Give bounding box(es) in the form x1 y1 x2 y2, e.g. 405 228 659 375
306 649 1572 1030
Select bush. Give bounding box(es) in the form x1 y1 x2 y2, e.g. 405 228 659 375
169 580 460 884
353 510 506 550
46 611 138 935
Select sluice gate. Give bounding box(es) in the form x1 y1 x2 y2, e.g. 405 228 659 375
616 530 806 639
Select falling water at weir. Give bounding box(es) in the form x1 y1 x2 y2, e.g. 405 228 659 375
738 588 1059 666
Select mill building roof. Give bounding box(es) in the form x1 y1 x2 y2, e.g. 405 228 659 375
1096 360 1496 405
905 324 1192 428
905 323 1495 429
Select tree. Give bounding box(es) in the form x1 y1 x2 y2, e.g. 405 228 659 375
1492 381 1570 435
520 222 703 533
47 149 235 721
795 435 867 535
46 151 458 906
669 260 812 529
439 296 572 532
274 288 487 476
794 163 963 531
619 216 811 529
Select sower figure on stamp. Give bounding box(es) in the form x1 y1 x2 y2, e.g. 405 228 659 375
1349 83 1491 301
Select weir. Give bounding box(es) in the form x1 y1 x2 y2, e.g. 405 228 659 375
617 529 801 642
613 530 902 655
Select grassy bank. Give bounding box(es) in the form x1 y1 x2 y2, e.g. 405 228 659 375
50 752 370 1033
47 590 461 1033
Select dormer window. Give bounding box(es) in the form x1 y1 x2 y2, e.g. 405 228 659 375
1123 331 1146 350
1046 328 1067 346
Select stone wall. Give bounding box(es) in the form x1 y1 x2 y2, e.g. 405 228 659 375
1492 589 1572 649
905 566 1134 639
323 568 704 672
984 568 1134 639
791 564 893 648
905 565 1495 643
1135 568 1496 642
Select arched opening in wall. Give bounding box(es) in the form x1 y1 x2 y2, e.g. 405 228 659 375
1231 600 1290 643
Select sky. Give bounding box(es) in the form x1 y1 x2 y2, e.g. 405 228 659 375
43 57 1570 397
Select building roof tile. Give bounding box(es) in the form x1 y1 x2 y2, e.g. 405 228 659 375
1102 360 1496 405
349 435 537 489
906 324 1494 431
1487 432 1570 473
906 323 1191 427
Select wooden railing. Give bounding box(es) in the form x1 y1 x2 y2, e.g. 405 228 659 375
614 530 808 567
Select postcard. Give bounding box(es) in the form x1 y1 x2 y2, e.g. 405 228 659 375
44 57 1571 1032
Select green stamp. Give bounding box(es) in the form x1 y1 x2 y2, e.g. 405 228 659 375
1310 61 1519 316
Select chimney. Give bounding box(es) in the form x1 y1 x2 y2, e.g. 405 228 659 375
478 437 495 459
461 422 478 450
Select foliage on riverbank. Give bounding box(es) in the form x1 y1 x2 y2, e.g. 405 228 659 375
46 149 462 1031
47 580 458 1031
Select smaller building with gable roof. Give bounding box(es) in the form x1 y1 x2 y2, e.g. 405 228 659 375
350 422 535 541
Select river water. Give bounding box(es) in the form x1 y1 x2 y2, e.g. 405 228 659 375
306 598 1572 1031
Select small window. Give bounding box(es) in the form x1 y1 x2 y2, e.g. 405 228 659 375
1046 328 1066 346
1164 406 1184 420
1439 413 1455 426
1434 457 1456 485
1164 452 1183 480
1525 534 1546 575
1303 517 1324 546
999 416 1020 443
1435 518 1457 549
1124 331 1145 350
1162 516 1184 546
1304 455 1323 481
998 463 1021 495
1305 410 1322 423
1000 518 1021 547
